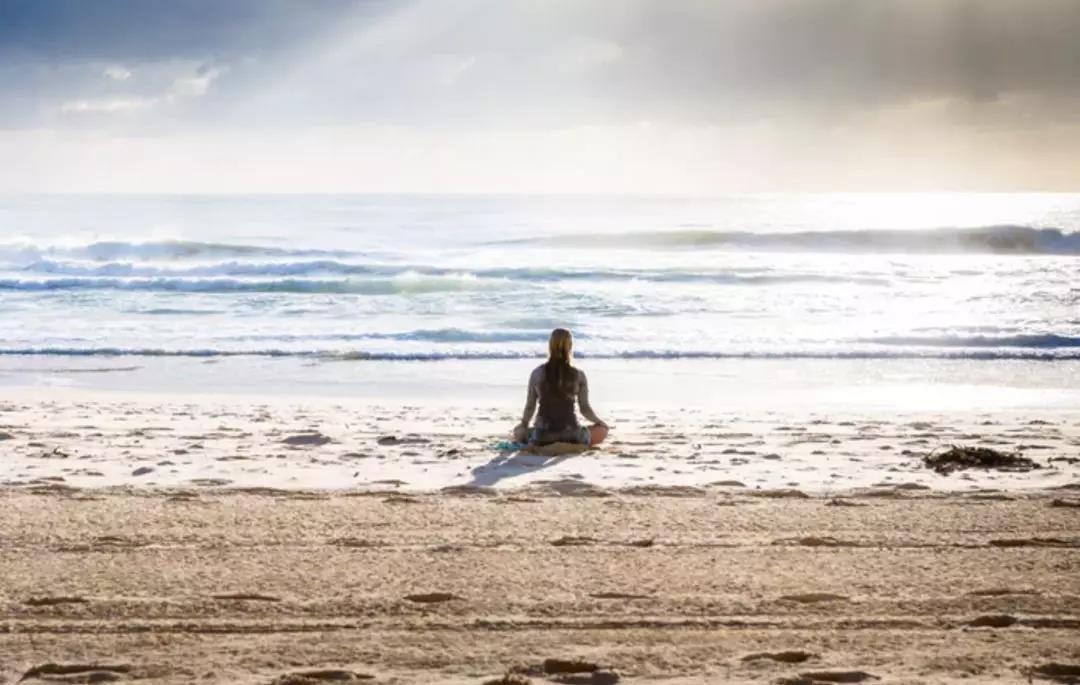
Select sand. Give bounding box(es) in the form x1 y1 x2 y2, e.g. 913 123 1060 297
1 394 1079 492
2 392 1079 683
1 488 1079 684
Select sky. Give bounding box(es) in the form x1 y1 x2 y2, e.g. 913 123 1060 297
2 0 1079 194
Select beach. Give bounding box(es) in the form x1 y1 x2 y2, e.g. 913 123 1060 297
2 374 1080 683
7 0 1080 677
1 384 1080 493
3 193 1080 682
2 483 1078 684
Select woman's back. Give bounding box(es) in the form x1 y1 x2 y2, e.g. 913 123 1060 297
532 363 583 432
514 328 608 447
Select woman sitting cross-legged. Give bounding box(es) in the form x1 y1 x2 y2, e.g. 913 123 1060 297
512 328 609 447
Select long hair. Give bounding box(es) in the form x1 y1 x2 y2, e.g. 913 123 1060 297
543 328 576 396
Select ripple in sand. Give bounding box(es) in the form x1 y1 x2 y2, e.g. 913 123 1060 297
589 592 652 600
779 593 848 603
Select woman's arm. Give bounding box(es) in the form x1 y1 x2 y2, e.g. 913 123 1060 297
577 370 605 425
519 367 539 427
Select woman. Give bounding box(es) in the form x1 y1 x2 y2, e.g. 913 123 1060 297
513 328 609 447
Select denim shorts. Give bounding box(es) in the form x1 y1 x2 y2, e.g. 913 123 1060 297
528 425 590 447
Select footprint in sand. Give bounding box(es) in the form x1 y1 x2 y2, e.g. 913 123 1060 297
966 614 1019 627
282 432 333 447
20 664 133 682
550 536 599 547
211 592 281 602
1030 663 1080 684
270 670 375 683
404 592 461 603
24 596 88 607
792 671 879 683
741 651 816 663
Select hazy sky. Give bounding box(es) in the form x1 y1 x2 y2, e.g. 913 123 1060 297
2 0 1079 193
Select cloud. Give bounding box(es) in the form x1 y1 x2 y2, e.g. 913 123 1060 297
57 62 224 118
2 0 1080 191
167 65 223 99
102 65 131 81
60 97 154 114
5 0 1080 130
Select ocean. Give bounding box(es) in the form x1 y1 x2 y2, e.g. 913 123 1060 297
2 192 1080 407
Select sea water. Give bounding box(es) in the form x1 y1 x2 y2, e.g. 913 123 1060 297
2 193 1079 406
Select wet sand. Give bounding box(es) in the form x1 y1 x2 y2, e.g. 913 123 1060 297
1 488 1079 684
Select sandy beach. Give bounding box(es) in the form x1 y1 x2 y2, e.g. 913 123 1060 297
1 389 1079 493
7 0 1080 681
1 390 1079 684
2 485 1078 684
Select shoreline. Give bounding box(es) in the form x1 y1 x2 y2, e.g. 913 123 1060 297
1 391 1078 494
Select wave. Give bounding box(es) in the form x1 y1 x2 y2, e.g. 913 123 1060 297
20 258 386 278
215 329 559 344
11 259 888 288
2 347 1079 361
0 275 493 295
497 225 1080 255
0 240 358 265
862 334 1080 348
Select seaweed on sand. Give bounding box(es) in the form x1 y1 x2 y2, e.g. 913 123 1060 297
922 445 1040 475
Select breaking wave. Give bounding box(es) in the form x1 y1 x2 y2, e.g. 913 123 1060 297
0 239 358 265
8 260 888 288
0 275 493 295
499 225 1080 254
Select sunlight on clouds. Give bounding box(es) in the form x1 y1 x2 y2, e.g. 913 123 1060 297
3 0 1079 192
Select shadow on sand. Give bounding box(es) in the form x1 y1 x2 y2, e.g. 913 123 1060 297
466 443 588 488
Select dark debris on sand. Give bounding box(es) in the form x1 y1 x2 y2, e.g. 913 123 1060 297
1030 663 1080 684
492 659 620 685
922 445 1041 475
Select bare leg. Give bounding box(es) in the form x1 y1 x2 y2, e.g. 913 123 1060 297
588 423 608 446
512 424 529 443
